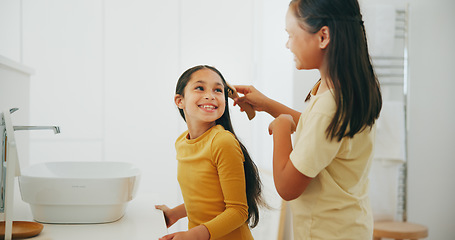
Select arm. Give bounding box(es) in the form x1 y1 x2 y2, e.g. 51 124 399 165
268 114 313 201
201 132 250 239
234 85 301 124
155 203 187 228
156 204 210 240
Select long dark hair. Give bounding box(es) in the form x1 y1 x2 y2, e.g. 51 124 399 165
291 0 382 141
175 65 263 228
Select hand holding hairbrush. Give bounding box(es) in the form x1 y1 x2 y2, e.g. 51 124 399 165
226 83 256 120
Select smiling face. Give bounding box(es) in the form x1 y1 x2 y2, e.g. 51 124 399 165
175 68 226 137
285 6 326 71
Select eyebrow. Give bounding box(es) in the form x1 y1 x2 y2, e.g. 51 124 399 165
192 80 223 87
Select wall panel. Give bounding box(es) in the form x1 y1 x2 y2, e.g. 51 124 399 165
103 0 181 204
23 0 104 164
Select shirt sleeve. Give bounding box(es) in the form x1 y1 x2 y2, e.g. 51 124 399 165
290 111 343 178
202 131 249 239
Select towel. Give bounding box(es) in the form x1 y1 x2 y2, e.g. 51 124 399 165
374 101 406 163
369 160 402 221
362 4 396 56
369 101 406 221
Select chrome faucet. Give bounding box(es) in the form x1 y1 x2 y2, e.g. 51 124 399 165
1 107 61 163
8 106 60 134
1 108 61 165
13 126 60 134
1 108 61 213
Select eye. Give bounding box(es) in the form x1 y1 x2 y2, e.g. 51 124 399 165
195 86 204 91
214 88 223 93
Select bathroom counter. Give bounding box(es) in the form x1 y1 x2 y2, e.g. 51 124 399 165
12 192 168 240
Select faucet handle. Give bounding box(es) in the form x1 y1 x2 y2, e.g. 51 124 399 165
9 108 19 114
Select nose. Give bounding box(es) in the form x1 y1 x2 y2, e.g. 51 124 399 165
204 91 215 100
285 40 290 49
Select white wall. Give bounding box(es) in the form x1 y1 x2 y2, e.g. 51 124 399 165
407 0 455 239
1 0 286 237
16 0 265 224
0 0 21 61
1 0 454 239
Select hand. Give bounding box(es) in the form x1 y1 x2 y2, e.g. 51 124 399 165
268 114 296 135
159 231 188 240
159 225 209 240
233 85 270 113
155 205 179 228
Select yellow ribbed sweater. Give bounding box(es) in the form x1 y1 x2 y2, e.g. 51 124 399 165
175 125 253 240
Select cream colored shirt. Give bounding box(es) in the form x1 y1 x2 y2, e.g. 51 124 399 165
175 125 253 240
289 85 375 240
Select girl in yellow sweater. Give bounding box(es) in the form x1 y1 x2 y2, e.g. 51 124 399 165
156 65 263 240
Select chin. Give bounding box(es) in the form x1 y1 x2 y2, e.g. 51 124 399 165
293 59 303 70
294 62 316 71
294 64 305 70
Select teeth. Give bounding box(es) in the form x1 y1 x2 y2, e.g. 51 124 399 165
201 105 216 109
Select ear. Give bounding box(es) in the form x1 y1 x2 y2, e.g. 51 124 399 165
318 26 330 49
175 94 184 109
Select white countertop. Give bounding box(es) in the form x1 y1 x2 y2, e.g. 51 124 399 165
11 192 168 240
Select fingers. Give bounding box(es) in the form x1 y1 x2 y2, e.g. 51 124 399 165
233 93 251 108
232 85 249 105
232 84 266 115
159 233 177 240
283 114 297 133
232 99 245 111
155 205 169 212
233 85 254 95
231 88 255 119
269 114 295 135
155 205 172 227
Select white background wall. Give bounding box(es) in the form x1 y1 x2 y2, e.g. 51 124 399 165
406 0 455 238
1 0 454 239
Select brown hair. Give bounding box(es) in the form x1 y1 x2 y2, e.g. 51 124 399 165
291 0 382 141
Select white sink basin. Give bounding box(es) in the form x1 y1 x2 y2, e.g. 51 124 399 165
18 161 141 224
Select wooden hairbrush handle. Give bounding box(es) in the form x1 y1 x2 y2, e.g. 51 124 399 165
226 83 256 120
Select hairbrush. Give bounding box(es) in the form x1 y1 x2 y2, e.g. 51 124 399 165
226 83 256 120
